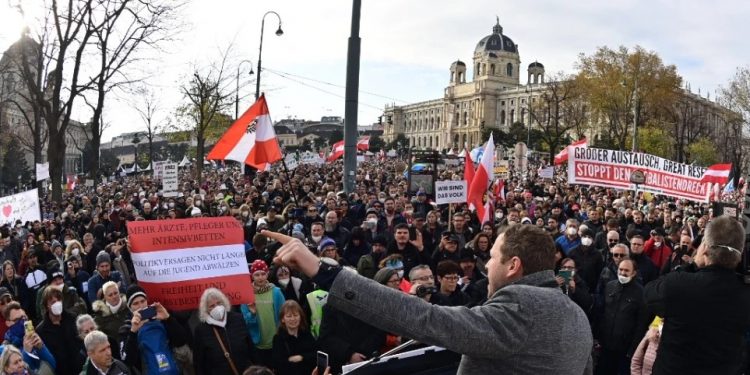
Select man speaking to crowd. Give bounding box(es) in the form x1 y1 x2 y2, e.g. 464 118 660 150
645 215 750 375
262 224 593 375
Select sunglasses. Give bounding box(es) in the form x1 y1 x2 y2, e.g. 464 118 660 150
611 253 627 258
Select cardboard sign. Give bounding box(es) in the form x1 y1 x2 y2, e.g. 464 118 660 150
153 161 168 181
0 189 41 226
162 162 179 197
126 217 253 310
285 154 299 170
434 180 467 205
539 166 554 179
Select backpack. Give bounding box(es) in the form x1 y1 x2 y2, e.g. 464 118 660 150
137 320 181 374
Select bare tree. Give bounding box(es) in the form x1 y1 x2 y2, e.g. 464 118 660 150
718 66 750 173
84 0 182 179
528 72 585 156
178 51 234 183
132 85 167 166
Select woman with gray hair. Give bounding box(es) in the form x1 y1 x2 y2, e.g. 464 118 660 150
79 330 129 375
193 288 254 375
91 281 129 340
0 345 34 375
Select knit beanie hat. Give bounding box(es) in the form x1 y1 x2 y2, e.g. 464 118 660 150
250 259 269 275
373 268 397 286
96 251 111 267
126 284 147 308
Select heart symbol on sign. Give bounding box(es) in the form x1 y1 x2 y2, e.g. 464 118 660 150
2 205 11 217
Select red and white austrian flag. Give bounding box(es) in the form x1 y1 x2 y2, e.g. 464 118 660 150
126 217 253 310
207 94 282 169
700 163 732 184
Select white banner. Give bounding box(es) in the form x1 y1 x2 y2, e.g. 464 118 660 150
153 161 167 181
285 154 299 170
434 180 467 205
35 163 49 182
0 189 41 225
539 166 554 179
162 162 179 197
299 151 324 166
130 244 247 283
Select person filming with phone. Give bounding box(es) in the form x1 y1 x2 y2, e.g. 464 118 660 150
644 215 750 375
261 224 593 374
118 285 189 375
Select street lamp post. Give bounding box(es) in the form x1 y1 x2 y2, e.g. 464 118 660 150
235 60 254 119
632 75 639 152
255 11 283 100
525 83 533 149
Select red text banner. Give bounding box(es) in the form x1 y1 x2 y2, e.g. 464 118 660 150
127 217 252 310
567 147 710 202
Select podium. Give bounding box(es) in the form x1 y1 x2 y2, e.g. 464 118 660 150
342 346 461 375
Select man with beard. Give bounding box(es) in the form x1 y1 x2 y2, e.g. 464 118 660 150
386 224 429 276
324 211 351 250
356 236 389 279
379 197 405 234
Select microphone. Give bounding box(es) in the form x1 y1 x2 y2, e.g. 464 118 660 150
346 339 419 374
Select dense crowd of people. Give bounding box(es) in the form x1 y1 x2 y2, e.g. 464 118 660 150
0 157 747 375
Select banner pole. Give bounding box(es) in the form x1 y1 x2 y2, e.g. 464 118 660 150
279 157 299 207
449 203 454 232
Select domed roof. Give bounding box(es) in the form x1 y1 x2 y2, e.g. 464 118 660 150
475 18 517 54
451 60 466 67
529 61 544 68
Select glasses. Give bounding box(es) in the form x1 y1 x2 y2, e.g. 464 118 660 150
387 278 401 285
441 275 460 281
412 275 434 282
611 253 627 258
608 239 618 243
9 315 27 324
308 209 317 213
560 266 576 271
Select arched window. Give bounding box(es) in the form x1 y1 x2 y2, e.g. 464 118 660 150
454 134 459 147
476 63 481 77
506 63 513 77
435 135 439 147
462 134 467 147
429 137 433 148
500 110 506 125
490 64 495 75
521 108 526 124
450 71 454 82
463 111 468 126
510 109 515 124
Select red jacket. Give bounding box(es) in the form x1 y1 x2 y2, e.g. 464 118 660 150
643 238 672 270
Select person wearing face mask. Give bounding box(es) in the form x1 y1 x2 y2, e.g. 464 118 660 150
194 288 253 375
272 266 313 314
91 282 129 341
594 258 648 375
568 228 604 292
555 221 581 256
35 271 87 321
643 227 672 270
36 287 84 375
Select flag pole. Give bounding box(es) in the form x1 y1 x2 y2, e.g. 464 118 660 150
280 156 299 207
449 203 454 232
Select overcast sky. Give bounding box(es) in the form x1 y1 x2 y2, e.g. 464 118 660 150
1 0 748 143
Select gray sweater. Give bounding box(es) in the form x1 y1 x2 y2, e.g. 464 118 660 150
328 269 593 374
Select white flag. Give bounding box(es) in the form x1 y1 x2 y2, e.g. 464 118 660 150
36 163 50 182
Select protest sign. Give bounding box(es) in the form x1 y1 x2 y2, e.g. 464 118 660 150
285 154 299 170
494 160 509 178
162 162 178 197
153 161 167 181
35 163 49 182
126 217 252 310
567 147 709 202
434 180 467 205
300 151 324 166
0 189 41 226
539 166 554 179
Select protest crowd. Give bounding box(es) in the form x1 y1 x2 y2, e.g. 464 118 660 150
0 152 748 375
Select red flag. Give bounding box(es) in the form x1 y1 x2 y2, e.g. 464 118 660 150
494 178 505 202
357 136 370 151
553 138 587 165
66 175 77 191
468 134 495 220
700 163 732 184
327 140 344 163
463 148 475 191
207 94 282 169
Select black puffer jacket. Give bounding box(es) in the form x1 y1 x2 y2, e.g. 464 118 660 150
597 279 648 355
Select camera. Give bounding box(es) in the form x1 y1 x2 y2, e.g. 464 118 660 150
416 285 437 298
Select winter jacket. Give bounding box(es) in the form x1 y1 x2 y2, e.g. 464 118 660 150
568 245 604 290
86 270 124 304
643 238 672 270
271 329 316 375
92 296 130 340
630 331 659 375
239 287 285 345
645 265 750 375
36 311 85 375
193 312 253 375
597 280 648 356
118 315 190 373
318 304 386 373
79 357 130 375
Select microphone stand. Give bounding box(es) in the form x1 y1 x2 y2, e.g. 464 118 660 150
345 339 419 374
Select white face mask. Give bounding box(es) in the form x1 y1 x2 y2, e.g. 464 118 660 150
397 270 404 279
195 200 202 207
168 202 175 208
278 278 290 288
107 299 123 314
617 275 632 284
311 235 323 242
495 212 503 219
566 227 577 236
64 240 71 246
581 238 593 246
72 248 80 256
241 211 249 218
209 305 226 321
50 301 63 316
654 242 662 247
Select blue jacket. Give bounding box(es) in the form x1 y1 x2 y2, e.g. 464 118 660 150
2 335 57 371
240 287 285 345
86 270 124 303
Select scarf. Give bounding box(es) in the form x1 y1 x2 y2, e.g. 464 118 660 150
253 282 272 295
